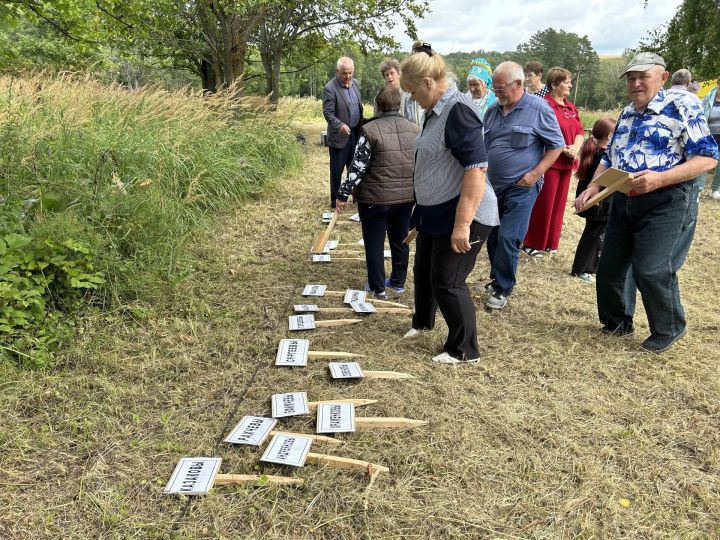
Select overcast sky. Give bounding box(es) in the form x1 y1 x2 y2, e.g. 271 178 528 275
391 0 683 55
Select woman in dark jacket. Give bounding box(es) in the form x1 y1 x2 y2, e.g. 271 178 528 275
336 86 420 299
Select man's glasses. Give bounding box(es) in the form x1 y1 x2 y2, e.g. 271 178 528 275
412 42 433 56
491 81 518 94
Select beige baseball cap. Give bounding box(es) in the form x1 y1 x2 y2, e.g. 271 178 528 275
620 52 666 78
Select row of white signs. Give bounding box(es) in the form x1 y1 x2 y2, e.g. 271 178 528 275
312 251 391 263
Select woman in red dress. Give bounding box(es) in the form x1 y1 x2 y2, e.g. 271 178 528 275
522 67 585 257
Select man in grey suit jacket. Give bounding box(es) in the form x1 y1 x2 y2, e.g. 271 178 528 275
323 57 363 209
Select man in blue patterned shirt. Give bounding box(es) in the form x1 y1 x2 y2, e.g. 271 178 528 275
575 52 718 353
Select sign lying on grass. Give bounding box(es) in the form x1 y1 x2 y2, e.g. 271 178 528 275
312 254 331 263
384 250 391 259
272 392 309 418
324 240 338 250
343 289 367 304
289 315 315 331
350 301 376 314
294 304 319 313
260 433 313 467
224 416 277 446
164 457 222 496
349 213 360 222
317 402 355 433
302 284 327 297
322 212 333 223
329 362 364 379
276 338 309 366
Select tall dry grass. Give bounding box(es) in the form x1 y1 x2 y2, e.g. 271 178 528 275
0 73 303 305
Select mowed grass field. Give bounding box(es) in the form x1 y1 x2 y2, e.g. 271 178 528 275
1 117 719 539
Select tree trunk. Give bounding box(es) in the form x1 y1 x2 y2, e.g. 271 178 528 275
270 48 282 104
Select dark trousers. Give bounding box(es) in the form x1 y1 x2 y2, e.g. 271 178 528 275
413 221 492 360
571 218 607 275
597 182 699 338
328 132 357 208
358 202 413 293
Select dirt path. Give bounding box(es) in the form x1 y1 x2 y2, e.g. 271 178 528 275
1 121 719 539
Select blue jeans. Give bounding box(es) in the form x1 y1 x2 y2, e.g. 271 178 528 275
597 181 700 338
486 182 541 295
358 202 412 293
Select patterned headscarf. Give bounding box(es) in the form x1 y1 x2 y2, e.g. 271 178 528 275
467 57 493 86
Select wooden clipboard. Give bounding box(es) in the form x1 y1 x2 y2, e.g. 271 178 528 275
576 167 633 214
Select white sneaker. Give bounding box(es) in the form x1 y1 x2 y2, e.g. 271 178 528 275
712 190 720 200
431 352 480 364
486 291 508 309
431 352 460 363
403 328 424 338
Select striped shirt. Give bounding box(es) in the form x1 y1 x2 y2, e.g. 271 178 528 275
414 87 499 228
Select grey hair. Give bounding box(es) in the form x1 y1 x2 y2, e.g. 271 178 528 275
494 61 525 85
670 68 692 86
337 57 354 70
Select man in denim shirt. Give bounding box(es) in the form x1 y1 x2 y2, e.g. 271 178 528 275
482 61 564 309
576 52 718 353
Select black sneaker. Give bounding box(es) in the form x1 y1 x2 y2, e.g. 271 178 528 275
600 324 634 337
640 328 687 353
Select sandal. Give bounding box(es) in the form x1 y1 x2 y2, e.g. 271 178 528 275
522 247 544 258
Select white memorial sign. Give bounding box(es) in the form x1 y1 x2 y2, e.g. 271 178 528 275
312 254 331 263
317 402 355 434
384 249 392 259
260 433 313 468
350 301 377 314
329 362 364 379
271 392 309 418
321 212 332 223
294 304 319 313
164 457 222 496
276 338 309 367
302 284 327 297
357 238 365 246
289 314 316 331
349 213 360 222
224 416 277 446
343 289 367 304
324 240 338 250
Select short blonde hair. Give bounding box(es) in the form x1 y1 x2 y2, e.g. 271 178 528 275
400 44 446 91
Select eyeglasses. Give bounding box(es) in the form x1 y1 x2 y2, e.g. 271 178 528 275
491 81 517 94
412 42 433 56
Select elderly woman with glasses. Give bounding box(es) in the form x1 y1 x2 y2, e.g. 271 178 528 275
522 67 585 258
399 42 499 364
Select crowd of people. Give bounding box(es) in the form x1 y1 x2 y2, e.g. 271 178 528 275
322 45 719 362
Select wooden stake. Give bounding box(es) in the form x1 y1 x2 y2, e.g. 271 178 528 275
214 474 304 486
308 398 377 409
355 417 428 429
363 370 415 379
306 453 390 475
319 307 411 314
372 299 410 308
269 430 341 446
314 319 363 327
311 211 338 253
307 350 365 360
403 228 418 244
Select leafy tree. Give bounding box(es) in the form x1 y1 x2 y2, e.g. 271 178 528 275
516 28 600 108
252 0 427 102
639 0 720 79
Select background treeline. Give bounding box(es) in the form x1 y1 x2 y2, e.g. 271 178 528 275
2 1 718 111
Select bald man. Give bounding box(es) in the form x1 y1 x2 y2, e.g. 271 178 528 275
323 57 364 209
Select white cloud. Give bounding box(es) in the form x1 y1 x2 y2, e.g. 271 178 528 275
392 0 683 55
